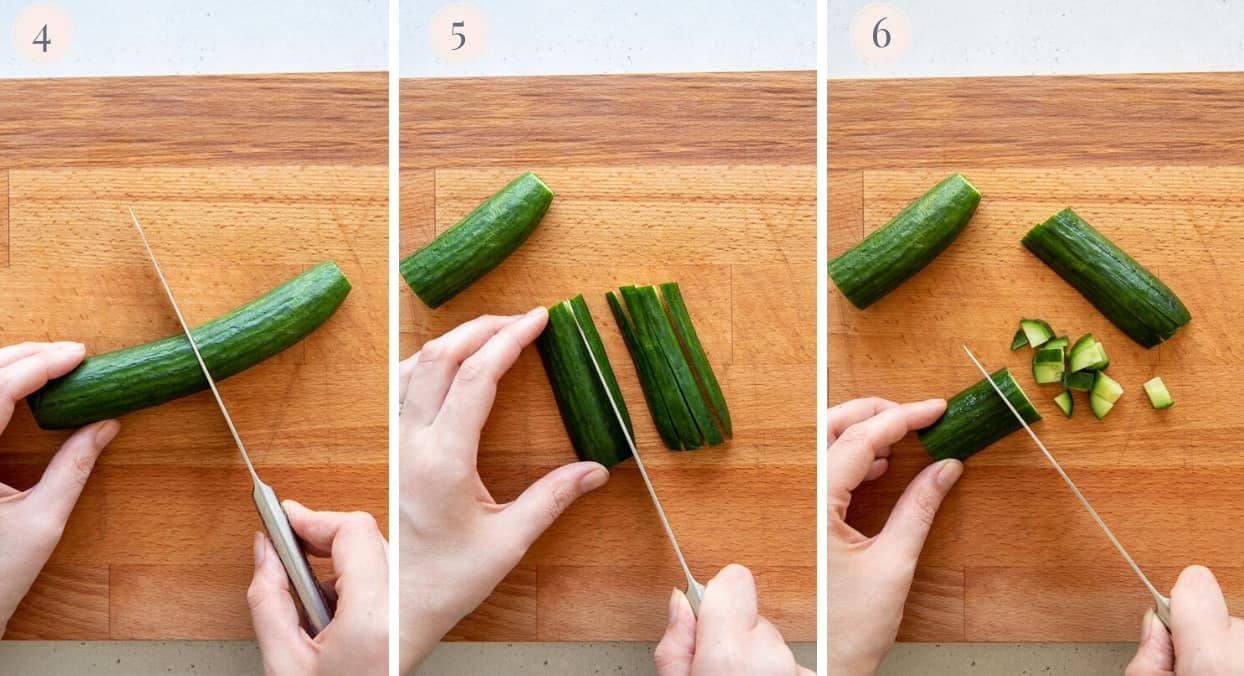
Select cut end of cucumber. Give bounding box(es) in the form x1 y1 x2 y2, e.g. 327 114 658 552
1143 376 1174 409
1054 391 1073 417
1020 319 1055 348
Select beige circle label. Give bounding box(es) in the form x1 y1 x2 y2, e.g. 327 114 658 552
12 3 72 64
850 3 911 64
428 4 488 64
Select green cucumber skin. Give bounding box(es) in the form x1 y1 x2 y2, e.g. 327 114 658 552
658 282 732 438
400 172 553 308
535 296 634 469
28 261 351 430
918 367 1042 461
1022 208 1190 348
829 173 981 309
608 292 681 450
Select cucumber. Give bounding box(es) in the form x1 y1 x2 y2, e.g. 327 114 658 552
1010 329 1028 351
1089 371 1124 419
535 295 634 468
918 367 1041 461
1054 391 1073 417
400 172 553 308
1032 347 1065 384
1069 336 1108 373
1020 319 1055 348
829 173 981 309
1045 336 1070 351
1022 208 1191 347
28 261 351 430
1061 371 1095 392
658 282 732 437
1143 376 1174 409
1090 394 1116 419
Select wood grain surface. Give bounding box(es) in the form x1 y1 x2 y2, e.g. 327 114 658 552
0 75 386 640
402 72 816 641
829 73 1244 642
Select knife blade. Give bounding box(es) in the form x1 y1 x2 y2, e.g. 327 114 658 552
130 208 334 636
961 344 1171 628
567 301 708 615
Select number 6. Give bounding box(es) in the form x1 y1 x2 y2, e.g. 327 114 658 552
872 17 890 49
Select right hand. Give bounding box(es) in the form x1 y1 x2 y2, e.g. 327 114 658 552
1126 565 1244 675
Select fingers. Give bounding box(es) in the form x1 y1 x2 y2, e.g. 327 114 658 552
402 314 526 428
28 420 118 524
653 589 697 676
826 399 946 518
248 533 308 672
282 500 388 625
876 458 963 563
697 564 761 639
434 307 548 438
1124 608 1175 676
0 341 81 369
501 461 609 551
398 351 419 400
1171 565 1233 657
0 343 85 430
826 397 898 443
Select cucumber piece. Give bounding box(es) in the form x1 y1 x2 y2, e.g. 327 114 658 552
918 367 1042 461
1090 394 1116 419
829 173 981 309
1070 333 1095 355
1069 341 1109 373
536 296 634 468
1045 336 1070 351
1032 347 1065 384
1022 208 1191 347
1054 391 1074 417
658 282 732 437
1033 347 1065 365
1091 371 1124 404
1061 371 1095 392
1143 376 1174 409
401 172 553 308
1020 319 1055 348
29 261 351 430
607 292 680 450
1010 329 1028 351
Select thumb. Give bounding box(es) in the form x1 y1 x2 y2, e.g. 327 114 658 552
1124 608 1175 676
1170 565 1233 659
653 589 697 676
29 420 119 524
247 533 308 672
502 461 609 548
878 459 962 562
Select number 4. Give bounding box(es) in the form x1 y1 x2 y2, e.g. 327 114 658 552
32 24 51 53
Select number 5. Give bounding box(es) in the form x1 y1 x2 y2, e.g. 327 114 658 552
872 17 890 49
450 20 465 50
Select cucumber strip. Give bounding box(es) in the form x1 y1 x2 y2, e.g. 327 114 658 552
1061 371 1095 392
1022 208 1191 347
623 285 721 448
1143 376 1174 409
829 173 981 309
29 261 351 430
535 296 634 468
617 286 701 449
1090 394 1116 419
401 172 553 308
1045 336 1070 350
1010 329 1028 351
1020 319 1055 348
1091 371 1124 404
1054 391 1074 417
658 282 732 437
607 291 681 450
918 367 1042 461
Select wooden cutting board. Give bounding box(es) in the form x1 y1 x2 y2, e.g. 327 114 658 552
830 72 1244 642
0 73 387 640
402 71 816 641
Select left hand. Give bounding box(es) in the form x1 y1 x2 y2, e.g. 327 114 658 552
0 342 120 636
248 500 388 676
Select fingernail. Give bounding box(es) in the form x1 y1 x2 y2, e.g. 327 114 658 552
667 588 681 626
935 459 964 491
1140 607 1155 641
526 306 546 319
57 342 85 354
253 532 265 566
94 420 120 447
579 466 609 493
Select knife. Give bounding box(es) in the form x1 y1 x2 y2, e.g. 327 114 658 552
962 344 1172 628
130 208 334 636
568 302 708 615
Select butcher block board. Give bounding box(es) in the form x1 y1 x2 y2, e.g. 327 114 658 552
402 71 816 641
829 72 1244 642
0 73 387 640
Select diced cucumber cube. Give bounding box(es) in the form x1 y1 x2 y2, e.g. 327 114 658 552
1033 361 1064 384
1091 371 1124 404
1011 329 1028 351
1090 393 1116 419
1143 376 1174 409
1061 371 1095 392
1070 343 1107 372
1045 336 1070 350
1020 319 1055 348
1054 390 1073 417
1033 347 1065 365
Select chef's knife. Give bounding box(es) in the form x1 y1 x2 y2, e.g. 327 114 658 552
568 302 708 615
962 344 1171 628
130 208 334 636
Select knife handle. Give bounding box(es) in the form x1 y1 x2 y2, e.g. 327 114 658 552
252 481 335 635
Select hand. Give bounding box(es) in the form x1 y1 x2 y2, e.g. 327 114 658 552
399 309 611 671
654 564 814 675
0 342 119 636
248 500 388 676
1126 565 1244 675
825 397 960 675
